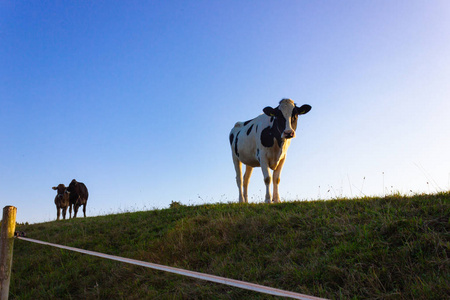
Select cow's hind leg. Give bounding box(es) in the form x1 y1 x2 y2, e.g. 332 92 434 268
83 202 87 217
243 165 253 203
233 156 245 203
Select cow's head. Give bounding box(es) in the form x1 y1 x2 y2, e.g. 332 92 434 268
52 184 69 199
263 99 311 139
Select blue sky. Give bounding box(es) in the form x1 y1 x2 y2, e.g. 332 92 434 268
1 1 449 223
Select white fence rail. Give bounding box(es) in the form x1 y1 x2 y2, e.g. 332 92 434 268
17 236 326 300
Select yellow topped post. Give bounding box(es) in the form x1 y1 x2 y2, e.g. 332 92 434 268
0 206 17 300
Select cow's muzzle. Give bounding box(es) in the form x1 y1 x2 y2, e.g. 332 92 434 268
284 130 295 139
57 191 70 199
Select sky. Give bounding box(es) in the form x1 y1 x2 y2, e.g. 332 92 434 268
1 1 449 224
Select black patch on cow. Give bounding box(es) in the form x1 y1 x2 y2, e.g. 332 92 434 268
246 124 254 135
261 127 278 147
243 119 253 126
229 133 234 145
260 110 286 148
234 131 240 157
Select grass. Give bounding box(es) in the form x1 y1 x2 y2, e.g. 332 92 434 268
4 193 449 299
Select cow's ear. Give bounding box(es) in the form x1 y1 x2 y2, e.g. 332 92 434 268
296 104 311 115
52 186 57 190
263 106 277 116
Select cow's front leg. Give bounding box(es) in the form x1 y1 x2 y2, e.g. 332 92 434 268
243 165 253 203
233 157 245 203
261 164 272 203
62 207 68 220
272 157 286 203
56 207 61 221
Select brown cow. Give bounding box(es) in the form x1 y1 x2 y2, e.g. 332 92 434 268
67 179 89 218
52 184 70 220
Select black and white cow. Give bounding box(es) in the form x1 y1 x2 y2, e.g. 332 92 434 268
229 99 311 203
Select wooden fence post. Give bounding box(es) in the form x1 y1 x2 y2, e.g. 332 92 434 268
0 206 17 300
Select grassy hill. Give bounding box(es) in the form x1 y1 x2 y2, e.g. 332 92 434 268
6 193 450 299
